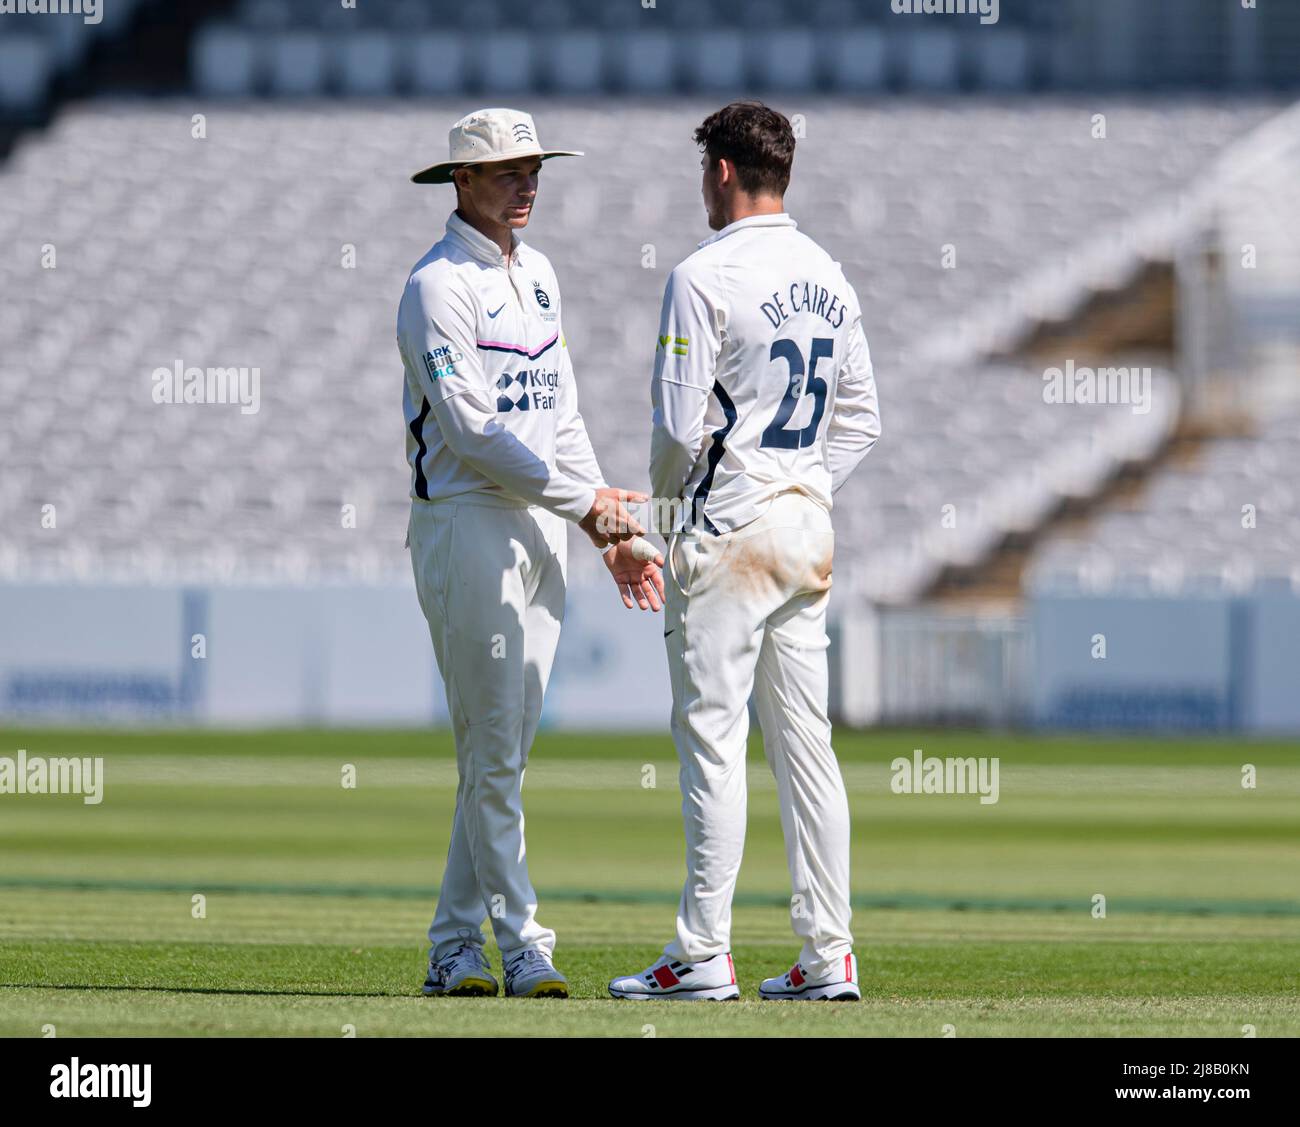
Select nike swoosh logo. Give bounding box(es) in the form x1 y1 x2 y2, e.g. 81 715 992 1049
487 303 506 318
664 628 675 637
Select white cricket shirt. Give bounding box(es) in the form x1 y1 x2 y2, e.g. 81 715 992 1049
650 213 881 534
398 211 606 520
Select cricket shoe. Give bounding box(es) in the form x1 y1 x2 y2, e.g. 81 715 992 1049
422 943 498 997
503 949 569 998
608 953 739 1001
759 953 860 1001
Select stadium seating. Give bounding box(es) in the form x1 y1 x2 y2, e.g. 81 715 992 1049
1028 402 1300 595
0 99 1285 600
189 0 1053 99
0 0 143 111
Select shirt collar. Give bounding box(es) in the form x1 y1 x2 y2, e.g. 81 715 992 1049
697 211 797 249
445 210 523 267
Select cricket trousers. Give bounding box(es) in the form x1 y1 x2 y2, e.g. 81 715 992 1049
662 489 853 979
407 494 566 964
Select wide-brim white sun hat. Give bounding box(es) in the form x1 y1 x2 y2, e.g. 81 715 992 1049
411 107 583 185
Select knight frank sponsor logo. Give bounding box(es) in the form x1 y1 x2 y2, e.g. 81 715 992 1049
891 749 1000 805
50 1059 151 1107
0 749 104 805
151 359 261 415
496 368 559 412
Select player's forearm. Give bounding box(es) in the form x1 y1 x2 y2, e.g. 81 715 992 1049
649 423 699 505
553 335 609 491
826 387 881 493
556 449 607 494
434 395 596 520
555 417 608 493
649 378 707 504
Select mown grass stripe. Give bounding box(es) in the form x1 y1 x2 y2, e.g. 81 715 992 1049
2 876 1296 917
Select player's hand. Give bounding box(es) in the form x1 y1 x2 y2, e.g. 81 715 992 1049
602 539 666 611
580 487 647 548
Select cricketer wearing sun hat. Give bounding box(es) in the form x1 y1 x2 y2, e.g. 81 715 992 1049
410 106 584 184
397 107 661 999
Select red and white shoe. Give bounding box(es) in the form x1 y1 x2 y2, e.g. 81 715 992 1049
609 953 739 1001
760 953 860 1001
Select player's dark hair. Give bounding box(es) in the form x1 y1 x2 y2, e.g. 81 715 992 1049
693 101 795 197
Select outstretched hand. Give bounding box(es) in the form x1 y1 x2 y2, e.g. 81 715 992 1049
580 487 647 549
602 539 666 611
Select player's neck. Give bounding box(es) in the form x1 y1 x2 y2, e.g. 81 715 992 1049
721 195 786 228
455 207 515 264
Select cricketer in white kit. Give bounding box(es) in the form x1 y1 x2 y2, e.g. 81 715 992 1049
398 108 657 999
608 102 882 1001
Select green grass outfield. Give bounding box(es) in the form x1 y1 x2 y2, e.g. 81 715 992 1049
1 727 1297 1037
